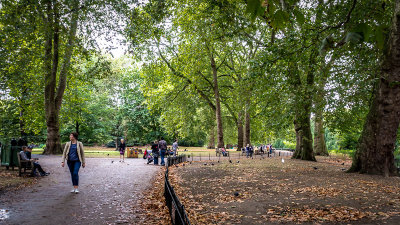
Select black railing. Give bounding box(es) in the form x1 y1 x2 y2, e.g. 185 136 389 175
164 155 191 225
166 155 187 167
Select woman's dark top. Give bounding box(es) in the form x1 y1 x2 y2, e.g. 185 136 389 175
119 142 126 151
68 143 79 161
151 143 159 154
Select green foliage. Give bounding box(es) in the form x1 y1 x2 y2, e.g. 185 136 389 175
273 139 285 148
329 149 356 158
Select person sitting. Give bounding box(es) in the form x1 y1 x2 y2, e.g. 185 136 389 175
260 145 264 154
221 148 228 157
246 144 251 158
20 146 50 177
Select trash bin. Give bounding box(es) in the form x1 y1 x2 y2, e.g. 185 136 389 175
10 146 20 168
0 143 10 167
1 142 20 169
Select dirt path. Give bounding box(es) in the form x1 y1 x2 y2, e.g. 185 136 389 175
0 155 160 225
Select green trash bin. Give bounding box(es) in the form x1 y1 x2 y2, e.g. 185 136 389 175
10 146 21 169
1 143 11 167
1 143 20 170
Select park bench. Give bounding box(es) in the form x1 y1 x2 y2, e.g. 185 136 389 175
254 149 263 155
395 157 400 173
215 148 229 157
17 152 33 177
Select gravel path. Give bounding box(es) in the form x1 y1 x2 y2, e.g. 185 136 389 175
0 155 160 225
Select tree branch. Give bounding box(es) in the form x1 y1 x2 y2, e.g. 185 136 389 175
320 0 357 33
55 0 79 111
157 43 216 111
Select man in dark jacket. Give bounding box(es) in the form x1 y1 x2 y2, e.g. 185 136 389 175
158 137 167 166
151 140 159 165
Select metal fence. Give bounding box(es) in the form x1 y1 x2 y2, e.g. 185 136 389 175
164 155 191 225
166 155 187 167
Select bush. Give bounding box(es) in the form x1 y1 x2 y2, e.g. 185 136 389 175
106 141 116 148
283 141 296 150
273 139 285 148
329 149 355 158
179 139 204 147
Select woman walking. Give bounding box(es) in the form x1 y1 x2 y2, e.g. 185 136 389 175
62 132 85 194
119 138 126 162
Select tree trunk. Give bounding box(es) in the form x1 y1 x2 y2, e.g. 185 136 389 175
314 111 328 156
45 111 62 154
244 107 251 146
291 53 316 161
292 119 302 158
292 108 315 161
210 54 225 148
207 126 215 149
237 111 244 151
313 54 335 156
349 0 400 176
43 0 79 154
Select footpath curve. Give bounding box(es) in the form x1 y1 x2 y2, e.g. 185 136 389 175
0 155 159 225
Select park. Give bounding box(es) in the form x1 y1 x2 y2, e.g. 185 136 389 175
1 0 400 224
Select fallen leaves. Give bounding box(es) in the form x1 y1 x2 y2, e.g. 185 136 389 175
293 186 343 197
263 205 375 222
160 157 400 224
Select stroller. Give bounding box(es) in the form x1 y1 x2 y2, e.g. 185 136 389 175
146 149 154 164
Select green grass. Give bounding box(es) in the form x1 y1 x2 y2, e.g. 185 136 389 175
328 149 355 158
31 147 241 158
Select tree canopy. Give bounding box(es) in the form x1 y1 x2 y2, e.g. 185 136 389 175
1 0 400 175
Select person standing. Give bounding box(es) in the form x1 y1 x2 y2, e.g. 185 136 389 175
158 137 167 166
172 139 179 156
151 140 159 165
119 139 126 162
62 132 86 194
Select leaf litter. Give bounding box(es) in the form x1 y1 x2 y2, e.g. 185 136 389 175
140 156 400 224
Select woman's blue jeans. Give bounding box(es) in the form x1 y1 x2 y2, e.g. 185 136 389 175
67 160 81 186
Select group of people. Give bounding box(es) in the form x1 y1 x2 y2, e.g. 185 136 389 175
144 138 178 166
242 143 274 158
260 144 274 155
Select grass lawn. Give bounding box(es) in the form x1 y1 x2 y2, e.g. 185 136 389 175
31 146 239 158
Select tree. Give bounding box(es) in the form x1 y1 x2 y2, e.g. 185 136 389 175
349 0 400 176
1 0 135 153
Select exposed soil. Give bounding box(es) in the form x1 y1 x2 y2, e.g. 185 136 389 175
0 155 160 225
166 156 400 224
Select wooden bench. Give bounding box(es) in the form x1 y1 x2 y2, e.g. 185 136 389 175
17 152 33 177
215 148 229 157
